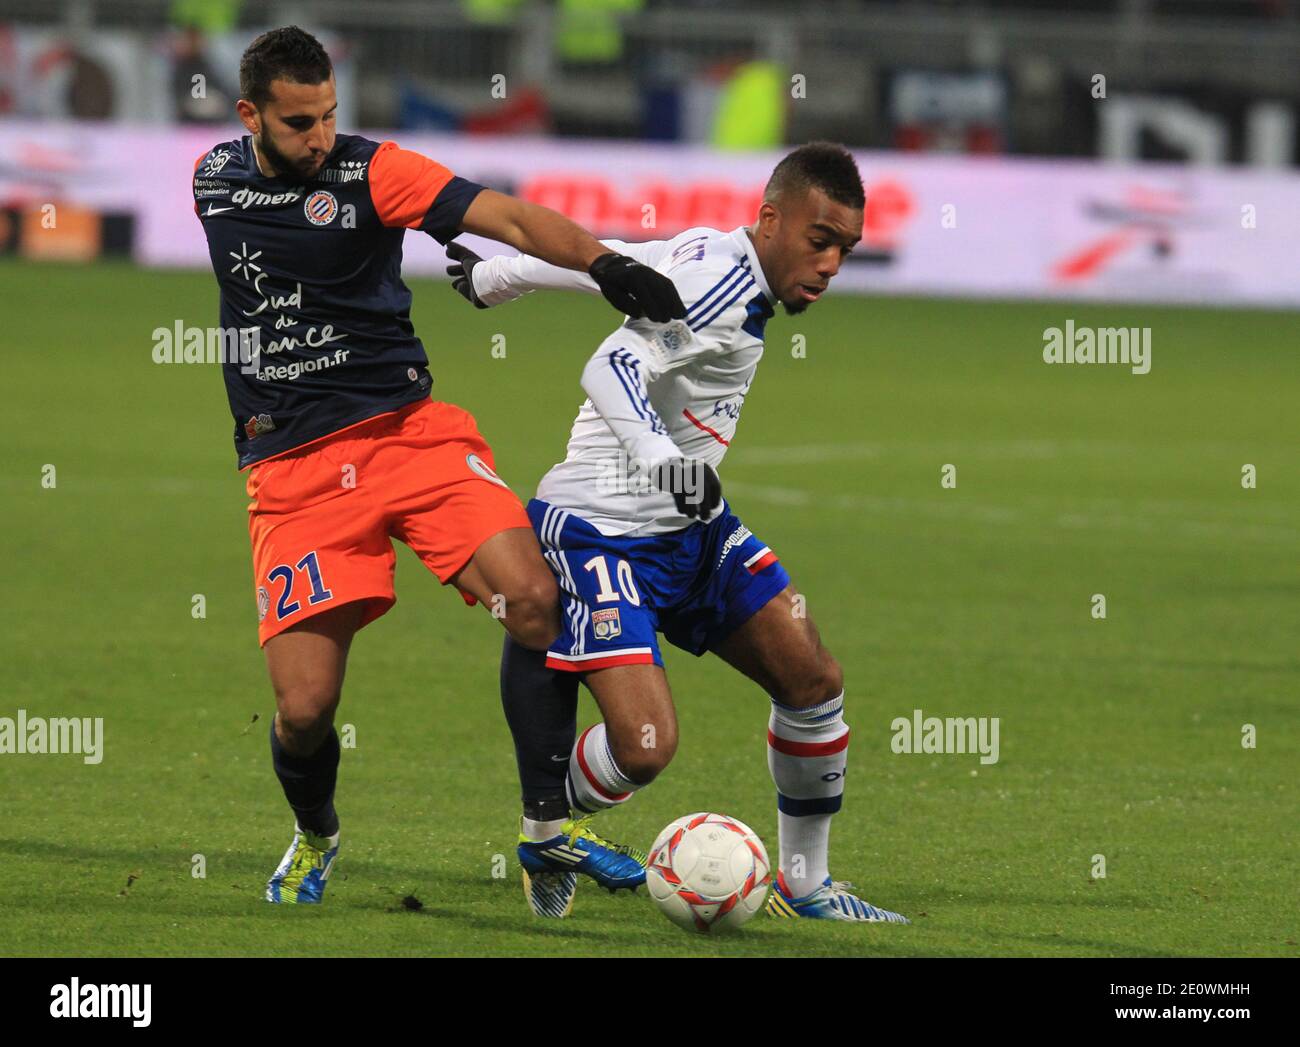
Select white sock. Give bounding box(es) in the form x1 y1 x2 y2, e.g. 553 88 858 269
777 811 832 898
521 817 568 842
566 723 639 813
767 691 848 897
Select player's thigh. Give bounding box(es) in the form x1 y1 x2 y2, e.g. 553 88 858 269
264 601 366 746
584 663 679 778
451 525 556 609
712 585 843 708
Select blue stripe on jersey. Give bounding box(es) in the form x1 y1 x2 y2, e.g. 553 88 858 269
687 267 749 329
685 258 749 323
607 348 649 424
776 793 844 817
690 273 755 332
742 292 776 340
611 349 666 435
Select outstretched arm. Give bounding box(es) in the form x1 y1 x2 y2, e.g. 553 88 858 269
458 190 683 321
368 141 684 322
447 237 671 307
459 190 606 274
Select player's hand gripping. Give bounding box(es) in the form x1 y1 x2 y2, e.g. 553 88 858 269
445 241 488 309
588 253 687 323
652 458 722 520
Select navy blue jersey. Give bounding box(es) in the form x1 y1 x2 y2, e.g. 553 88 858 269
192 133 484 468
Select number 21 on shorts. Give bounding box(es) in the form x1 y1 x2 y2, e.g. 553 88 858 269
263 550 334 622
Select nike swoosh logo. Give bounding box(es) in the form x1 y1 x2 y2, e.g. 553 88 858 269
204 205 234 216
549 755 568 762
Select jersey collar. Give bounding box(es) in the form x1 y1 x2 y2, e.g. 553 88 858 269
730 226 775 308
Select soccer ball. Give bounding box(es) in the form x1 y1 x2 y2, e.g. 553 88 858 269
646 812 771 933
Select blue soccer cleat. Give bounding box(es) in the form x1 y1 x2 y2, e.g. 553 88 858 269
766 871 909 923
266 825 339 904
517 815 646 912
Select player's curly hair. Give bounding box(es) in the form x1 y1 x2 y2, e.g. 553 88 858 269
239 26 333 107
764 142 865 210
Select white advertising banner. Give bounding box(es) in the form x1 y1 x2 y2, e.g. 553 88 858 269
0 120 1296 308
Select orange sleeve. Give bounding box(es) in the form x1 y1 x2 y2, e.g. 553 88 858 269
369 140 456 229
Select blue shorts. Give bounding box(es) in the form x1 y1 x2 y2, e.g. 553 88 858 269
529 498 791 673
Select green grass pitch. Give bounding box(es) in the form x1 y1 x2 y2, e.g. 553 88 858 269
1 259 1296 957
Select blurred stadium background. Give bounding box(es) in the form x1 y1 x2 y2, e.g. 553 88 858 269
0 0 1297 303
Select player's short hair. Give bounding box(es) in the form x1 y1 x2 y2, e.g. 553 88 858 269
764 142 865 210
239 26 333 108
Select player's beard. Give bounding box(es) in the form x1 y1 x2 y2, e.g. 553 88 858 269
257 133 324 181
782 298 810 316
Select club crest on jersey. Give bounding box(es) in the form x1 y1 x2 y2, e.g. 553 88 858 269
203 149 232 175
592 608 622 640
304 190 339 226
256 586 270 622
635 318 695 370
244 413 276 439
466 453 510 489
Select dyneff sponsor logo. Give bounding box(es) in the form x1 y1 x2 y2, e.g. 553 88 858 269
50 979 150 1027
1043 320 1151 374
890 709 1000 766
231 186 302 209
0 710 103 764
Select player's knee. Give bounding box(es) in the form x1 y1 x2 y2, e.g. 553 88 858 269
610 721 677 785
501 574 562 650
773 648 843 709
274 686 340 752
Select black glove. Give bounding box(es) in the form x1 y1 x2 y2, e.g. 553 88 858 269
652 458 722 520
445 241 487 308
588 252 687 323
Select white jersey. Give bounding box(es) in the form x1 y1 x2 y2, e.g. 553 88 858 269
470 225 775 535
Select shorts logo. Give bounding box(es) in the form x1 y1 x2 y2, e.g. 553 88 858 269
592 608 622 640
466 453 510 489
716 524 752 568
244 413 275 439
256 586 270 622
304 190 338 225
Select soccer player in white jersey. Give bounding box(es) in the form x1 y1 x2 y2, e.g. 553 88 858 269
447 143 908 924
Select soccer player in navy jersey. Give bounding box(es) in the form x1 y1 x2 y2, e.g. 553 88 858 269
194 26 679 902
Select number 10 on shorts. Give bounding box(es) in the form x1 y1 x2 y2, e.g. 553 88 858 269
584 555 641 605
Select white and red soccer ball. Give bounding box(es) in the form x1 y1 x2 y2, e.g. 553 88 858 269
646 812 771 933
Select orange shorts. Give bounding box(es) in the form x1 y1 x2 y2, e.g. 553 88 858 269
245 398 530 646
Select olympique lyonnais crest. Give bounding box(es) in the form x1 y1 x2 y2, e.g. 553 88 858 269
303 190 339 226
244 413 275 439
592 608 622 640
